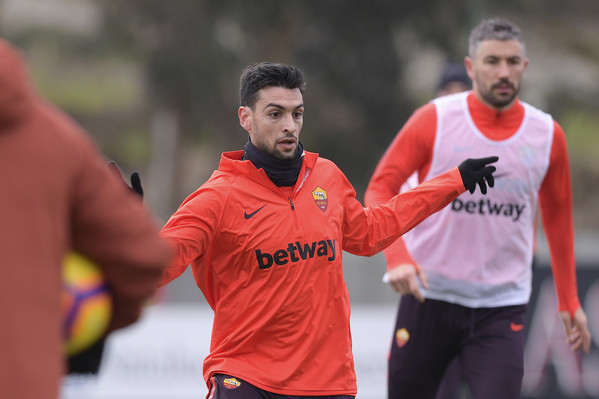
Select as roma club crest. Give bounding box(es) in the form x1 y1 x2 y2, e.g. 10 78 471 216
396 328 410 348
312 186 328 212
223 377 241 389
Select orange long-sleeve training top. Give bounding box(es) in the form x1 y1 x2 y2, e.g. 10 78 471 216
160 150 466 396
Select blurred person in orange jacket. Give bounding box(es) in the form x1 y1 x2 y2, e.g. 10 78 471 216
0 38 172 399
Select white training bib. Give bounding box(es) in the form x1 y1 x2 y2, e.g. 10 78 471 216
406 92 553 307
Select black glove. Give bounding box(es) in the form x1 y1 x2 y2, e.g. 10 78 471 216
108 161 144 198
458 156 498 194
129 171 144 198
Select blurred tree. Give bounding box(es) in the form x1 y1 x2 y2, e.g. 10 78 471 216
99 0 476 213
101 1 244 216
98 0 599 225
293 0 474 194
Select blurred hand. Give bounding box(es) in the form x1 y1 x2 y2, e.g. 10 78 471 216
108 161 144 198
387 263 428 303
458 156 499 194
559 307 591 353
128 171 143 198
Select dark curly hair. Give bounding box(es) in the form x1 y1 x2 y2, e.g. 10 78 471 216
239 62 306 109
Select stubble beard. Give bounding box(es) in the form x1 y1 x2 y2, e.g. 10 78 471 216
480 80 520 109
272 145 298 161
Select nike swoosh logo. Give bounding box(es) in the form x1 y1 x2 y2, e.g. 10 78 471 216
510 322 524 332
244 205 266 219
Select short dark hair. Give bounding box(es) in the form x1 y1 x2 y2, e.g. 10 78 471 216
239 62 306 109
468 18 525 58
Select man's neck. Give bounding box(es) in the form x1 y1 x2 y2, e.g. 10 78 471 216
242 140 304 187
472 90 517 113
467 93 524 141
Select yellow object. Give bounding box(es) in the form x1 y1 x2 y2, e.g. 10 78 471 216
62 252 112 356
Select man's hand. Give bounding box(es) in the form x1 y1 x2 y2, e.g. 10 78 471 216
108 161 144 198
458 156 499 194
128 171 143 198
559 308 591 353
387 263 428 303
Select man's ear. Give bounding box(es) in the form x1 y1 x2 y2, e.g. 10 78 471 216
238 106 252 132
464 57 474 81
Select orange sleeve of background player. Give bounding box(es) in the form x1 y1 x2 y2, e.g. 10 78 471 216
364 103 437 270
538 121 581 316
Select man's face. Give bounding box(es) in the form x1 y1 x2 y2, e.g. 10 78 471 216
465 39 528 110
238 86 304 160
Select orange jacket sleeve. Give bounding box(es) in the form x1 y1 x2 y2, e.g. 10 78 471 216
538 121 580 316
345 167 465 256
159 183 227 286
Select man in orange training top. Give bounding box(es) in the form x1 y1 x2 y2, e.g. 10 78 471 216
159 62 497 398
365 18 590 399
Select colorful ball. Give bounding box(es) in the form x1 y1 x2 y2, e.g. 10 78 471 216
62 252 112 356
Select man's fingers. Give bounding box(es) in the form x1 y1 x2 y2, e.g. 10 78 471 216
560 311 573 335
387 264 426 302
486 167 496 188
559 309 591 353
476 165 496 194
568 332 591 353
567 333 584 352
413 288 425 303
130 172 144 197
389 280 402 293
583 336 591 353
130 172 141 187
407 271 425 302
477 180 487 195
573 311 592 354
458 156 499 195
417 267 428 289
108 162 144 199
476 156 499 167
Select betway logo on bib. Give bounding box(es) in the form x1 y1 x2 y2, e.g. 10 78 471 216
255 239 336 269
451 198 526 222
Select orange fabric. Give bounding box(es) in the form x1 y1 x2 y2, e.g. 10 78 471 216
0 39 171 398
365 92 579 315
365 103 437 269
160 150 465 395
539 124 580 315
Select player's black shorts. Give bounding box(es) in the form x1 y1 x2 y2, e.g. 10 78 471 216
388 296 526 399
207 374 355 399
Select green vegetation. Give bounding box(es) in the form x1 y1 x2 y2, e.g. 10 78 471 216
562 109 599 166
